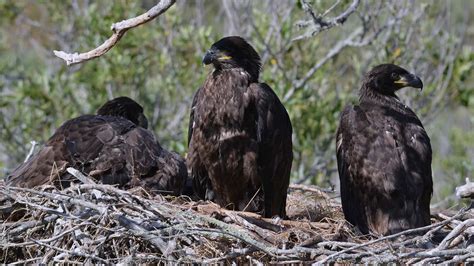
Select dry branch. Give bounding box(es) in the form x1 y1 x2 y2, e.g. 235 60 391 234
1 182 473 264
66 167 96 185
435 218 474 250
456 178 474 199
317 209 469 264
53 0 176 65
294 0 360 41
286 1 419 100
23 140 38 162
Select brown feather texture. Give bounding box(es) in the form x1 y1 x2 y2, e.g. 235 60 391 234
187 36 293 218
336 64 432 235
6 97 187 195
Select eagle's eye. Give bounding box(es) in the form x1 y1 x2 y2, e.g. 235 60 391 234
391 73 399 80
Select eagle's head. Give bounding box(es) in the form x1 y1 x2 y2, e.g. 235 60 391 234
96 96 148 129
202 36 261 82
362 64 423 96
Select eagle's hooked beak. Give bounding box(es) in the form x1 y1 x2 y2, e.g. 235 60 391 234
394 73 423 90
202 49 216 65
203 48 232 66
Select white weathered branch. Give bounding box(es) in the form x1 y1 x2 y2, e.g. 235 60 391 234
24 140 38 162
66 167 96 185
456 178 474 199
53 0 176 66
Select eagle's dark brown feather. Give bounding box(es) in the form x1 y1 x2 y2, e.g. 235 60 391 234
187 36 292 217
336 64 432 235
6 97 187 195
96 96 149 128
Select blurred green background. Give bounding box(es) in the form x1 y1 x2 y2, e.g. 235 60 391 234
0 0 472 208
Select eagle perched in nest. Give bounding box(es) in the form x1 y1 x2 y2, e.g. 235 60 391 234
6 97 187 195
336 64 433 235
187 36 293 218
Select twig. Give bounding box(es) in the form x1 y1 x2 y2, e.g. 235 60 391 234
200 247 256 264
4 215 59 237
29 238 109 264
184 215 283 258
8 257 42 265
66 167 97 185
242 187 261 212
443 248 474 264
286 1 410 101
53 0 176 65
24 140 37 162
2 183 472 263
293 0 360 41
435 219 474 250
289 184 333 198
116 214 176 260
7 186 107 213
224 211 278 244
317 209 468 263
285 27 363 100
393 249 472 261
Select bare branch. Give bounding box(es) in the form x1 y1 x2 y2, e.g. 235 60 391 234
285 1 410 101
293 0 360 41
317 209 468 264
456 178 474 199
285 27 363 100
53 0 176 65
435 219 474 250
2 184 473 263
23 140 37 162
29 238 109 264
66 167 96 185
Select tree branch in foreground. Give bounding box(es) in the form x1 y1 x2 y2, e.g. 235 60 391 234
53 0 176 66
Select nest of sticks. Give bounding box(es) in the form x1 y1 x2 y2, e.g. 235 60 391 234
0 176 473 264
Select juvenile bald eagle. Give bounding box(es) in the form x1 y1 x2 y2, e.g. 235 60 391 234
187 36 293 218
6 97 187 195
336 64 433 235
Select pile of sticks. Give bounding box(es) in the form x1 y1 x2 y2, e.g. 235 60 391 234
0 181 472 264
